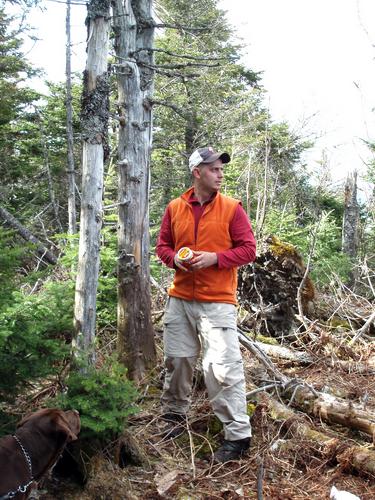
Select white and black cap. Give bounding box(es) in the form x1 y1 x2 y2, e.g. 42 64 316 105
188 146 231 172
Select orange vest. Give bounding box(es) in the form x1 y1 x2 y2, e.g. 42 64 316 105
168 187 240 304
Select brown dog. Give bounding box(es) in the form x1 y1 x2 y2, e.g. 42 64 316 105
0 408 80 500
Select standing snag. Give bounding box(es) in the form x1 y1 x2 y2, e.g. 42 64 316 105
74 0 111 363
113 0 156 381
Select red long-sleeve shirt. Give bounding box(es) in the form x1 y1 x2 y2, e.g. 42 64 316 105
156 191 256 269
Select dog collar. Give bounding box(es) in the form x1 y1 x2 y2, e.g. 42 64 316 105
0 435 34 499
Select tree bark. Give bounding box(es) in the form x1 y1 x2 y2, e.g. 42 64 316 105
342 171 359 259
66 0 77 235
113 0 156 381
74 0 110 363
293 389 375 443
0 204 57 265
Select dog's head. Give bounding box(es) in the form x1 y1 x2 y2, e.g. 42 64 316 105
17 408 81 443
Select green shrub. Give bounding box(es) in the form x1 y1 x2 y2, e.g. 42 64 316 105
0 228 29 308
0 280 73 401
55 357 139 440
58 229 117 327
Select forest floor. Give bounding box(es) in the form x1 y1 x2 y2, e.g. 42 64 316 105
38 317 375 500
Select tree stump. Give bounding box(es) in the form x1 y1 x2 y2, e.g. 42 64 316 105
238 235 315 339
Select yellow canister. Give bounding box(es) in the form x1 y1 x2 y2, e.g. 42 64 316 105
177 247 193 262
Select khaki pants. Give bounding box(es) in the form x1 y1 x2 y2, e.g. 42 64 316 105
162 297 251 441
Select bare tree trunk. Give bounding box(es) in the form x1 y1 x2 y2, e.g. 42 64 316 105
113 0 156 381
184 107 198 188
74 0 110 363
246 152 252 216
66 0 77 235
255 132 270 240
342 171 359 259
35 109 63 233
342 171 360 286
0 205 57 265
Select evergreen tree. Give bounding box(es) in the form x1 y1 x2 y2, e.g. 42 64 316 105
0 7 40 209
151 0 260 221
150 0 311 236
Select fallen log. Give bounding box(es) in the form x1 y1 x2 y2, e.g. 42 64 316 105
253 390 375 477
0 204 58 265
240 330 375 442
292 390 375 444
253 340 313 364
250 338 374 373
329 359 375 375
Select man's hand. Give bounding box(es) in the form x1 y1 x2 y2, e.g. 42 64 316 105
190 251 218 271
174 253 191 272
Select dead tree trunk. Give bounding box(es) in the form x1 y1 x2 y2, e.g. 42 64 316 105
66 0 77 235
35 109 63 233
74 0 110 363
255 129 271 240
184 107 198 188
0 205 57 265
342 171 359 269
113 0 156 381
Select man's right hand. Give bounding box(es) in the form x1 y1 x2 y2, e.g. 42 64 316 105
174 253 191 272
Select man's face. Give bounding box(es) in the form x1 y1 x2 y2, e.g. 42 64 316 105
194 159 224 192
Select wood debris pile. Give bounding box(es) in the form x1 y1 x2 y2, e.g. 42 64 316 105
238 235 315 338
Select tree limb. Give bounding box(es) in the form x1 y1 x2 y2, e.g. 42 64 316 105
132 47 229 61
256 390 375 477
148 99 189 120
350 309 375 344
110 14 212 33
153 22 211 33
138 61 220 70
112 62 199 79
0 205 58 265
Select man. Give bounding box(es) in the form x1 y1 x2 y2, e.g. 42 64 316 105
156 146 256 462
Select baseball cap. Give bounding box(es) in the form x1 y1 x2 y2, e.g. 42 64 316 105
188 146 231 172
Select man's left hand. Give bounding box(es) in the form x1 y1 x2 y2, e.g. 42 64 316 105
190 251 218 270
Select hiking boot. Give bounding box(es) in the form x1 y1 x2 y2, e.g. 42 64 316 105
160 412 186 439
213 437 251 463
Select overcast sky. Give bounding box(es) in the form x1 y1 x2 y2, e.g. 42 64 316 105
24 0 375 187
219 0 375 188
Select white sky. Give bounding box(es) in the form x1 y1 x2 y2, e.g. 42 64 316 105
23 0 375 186
219 0 375 187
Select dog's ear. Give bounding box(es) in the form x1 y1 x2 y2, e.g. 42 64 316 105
53 411 80 442
17 409 80 442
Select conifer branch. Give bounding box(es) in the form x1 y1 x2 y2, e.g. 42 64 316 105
148 99 189 119
131 47 228 62
138 61 220 70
